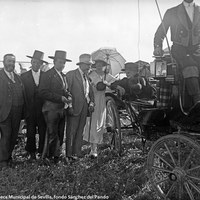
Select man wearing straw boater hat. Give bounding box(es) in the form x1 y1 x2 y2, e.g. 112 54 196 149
21 50 48 160
65 53 95 161
39 50 73 164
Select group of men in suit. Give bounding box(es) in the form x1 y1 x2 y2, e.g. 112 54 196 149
0 50 95 168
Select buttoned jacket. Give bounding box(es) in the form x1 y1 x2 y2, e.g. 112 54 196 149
154 3 200 47
0 69 25 122
66 68 94 116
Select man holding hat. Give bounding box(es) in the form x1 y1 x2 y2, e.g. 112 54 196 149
21 50 48 160
65 53 95 160
110 62 146 100
39 50 72 164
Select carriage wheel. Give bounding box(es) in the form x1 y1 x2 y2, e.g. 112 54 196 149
105 96 122 155
147 134 200 200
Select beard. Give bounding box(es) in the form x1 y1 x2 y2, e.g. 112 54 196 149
184 0 194 3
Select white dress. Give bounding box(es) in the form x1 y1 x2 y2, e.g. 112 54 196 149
83 70 116 144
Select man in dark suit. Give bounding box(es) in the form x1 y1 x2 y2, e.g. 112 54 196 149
110 62 146 100
154 0 200 111
65 54 95 160
21 50 47 160
39 50 72 164
0 54 25 169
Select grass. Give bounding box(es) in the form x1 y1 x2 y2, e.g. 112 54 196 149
0 130 160 200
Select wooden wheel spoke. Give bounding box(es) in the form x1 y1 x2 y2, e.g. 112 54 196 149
188 179 200 194
177 138 181 167
166 182 176 198
156 177 169 185
187 175 200 182
183 149 195 169
184 182 195 200
155 152 174 169
187 165 200 173
152 166 172 173
164 142 176 166
179 181 183 200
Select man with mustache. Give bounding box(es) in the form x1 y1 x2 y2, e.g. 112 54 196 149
0 54 25 169
154 0 200 112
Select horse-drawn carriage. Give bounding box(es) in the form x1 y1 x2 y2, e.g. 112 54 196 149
105 55 200 200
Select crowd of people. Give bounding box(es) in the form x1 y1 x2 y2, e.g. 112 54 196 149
0 49 151 169
1 0 200 170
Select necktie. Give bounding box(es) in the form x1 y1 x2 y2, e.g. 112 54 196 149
9 72 15 83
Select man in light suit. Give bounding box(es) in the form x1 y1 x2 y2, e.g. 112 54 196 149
0 54 25 169
39 50 72 164
21 50 47 160
66 54 95 160
154 0 200 111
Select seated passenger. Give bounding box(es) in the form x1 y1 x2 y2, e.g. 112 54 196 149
110 62 155 100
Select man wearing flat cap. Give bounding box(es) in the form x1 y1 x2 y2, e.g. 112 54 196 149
110 62 146 100
65 53 95 160
39 50 72 164
21 50 47 160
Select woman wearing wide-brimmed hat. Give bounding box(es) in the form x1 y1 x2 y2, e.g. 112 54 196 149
83 58 116 158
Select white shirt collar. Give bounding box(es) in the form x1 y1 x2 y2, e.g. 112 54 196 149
78 67 86 77
31 69 40 74
4 68 14 76
183 1 194 7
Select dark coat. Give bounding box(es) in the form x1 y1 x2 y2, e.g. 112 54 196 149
66 69 94 116
39 67 70 112
21 70 45 117
0 69 25 122
154 3 200 48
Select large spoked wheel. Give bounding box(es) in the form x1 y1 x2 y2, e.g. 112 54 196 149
105 96 122 155
147 134 200 200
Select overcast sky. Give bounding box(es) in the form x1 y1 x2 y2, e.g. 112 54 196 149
0 0 200 72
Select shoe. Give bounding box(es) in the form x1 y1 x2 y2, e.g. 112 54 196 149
36 153 42 160
89 153 98 159
53 156 60 164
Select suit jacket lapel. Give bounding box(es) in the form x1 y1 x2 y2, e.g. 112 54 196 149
27 70 36 87
52 67 64 87
193 5 200 26
178 3 189 30
75 69 84 93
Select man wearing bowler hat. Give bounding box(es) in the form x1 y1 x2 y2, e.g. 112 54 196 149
21 50 48 160
65 53 95 160
39 50 72 164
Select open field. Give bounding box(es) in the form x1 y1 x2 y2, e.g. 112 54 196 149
0 130 160 200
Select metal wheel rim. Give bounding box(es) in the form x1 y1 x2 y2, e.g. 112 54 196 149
147 134 200 200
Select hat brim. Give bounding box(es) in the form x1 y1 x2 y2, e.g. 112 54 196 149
48 56 72 62
94 60 108 66
26 55 49 64
76 61 94 65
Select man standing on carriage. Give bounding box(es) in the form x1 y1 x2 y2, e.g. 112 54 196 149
154 0 200 112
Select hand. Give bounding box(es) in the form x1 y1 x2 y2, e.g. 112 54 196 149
136 83 142 90
153 46 163 57
67 107 74 116
102 80 110 87
88 103 95 115
116 85 125 96
62 96 68 104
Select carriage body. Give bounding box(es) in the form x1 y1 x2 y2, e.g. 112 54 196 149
105 56 200 200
